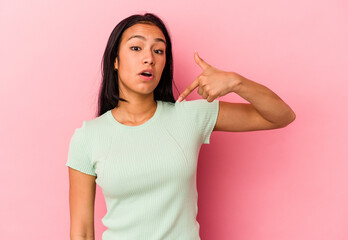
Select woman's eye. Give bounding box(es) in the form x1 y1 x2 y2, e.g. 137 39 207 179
131 47 163 54
154 49 164 54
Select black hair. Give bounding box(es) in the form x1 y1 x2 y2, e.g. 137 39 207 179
96 12 179 117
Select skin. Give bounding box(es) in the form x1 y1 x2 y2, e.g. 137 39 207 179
177 51 296 131
112 23 167 126
68 168 96 239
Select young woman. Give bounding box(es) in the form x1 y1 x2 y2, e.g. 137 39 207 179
66 12 295 240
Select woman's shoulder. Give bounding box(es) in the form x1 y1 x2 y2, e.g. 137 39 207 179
74 111 111 135
160 98 209 108
160 98 218 113
169 98 218 110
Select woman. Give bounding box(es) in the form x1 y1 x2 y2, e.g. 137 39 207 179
66 12 296 240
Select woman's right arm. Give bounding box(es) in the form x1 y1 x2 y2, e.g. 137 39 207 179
68 167 96 240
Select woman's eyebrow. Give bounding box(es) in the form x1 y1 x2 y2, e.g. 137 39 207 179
127 35 166 45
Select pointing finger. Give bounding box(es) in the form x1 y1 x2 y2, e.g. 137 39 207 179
177 78 200 102
194 51 211 71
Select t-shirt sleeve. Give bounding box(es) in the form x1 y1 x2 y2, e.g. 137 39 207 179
65 121 96 176
181 99 220 144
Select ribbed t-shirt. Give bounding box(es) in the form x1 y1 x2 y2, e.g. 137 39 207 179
66 99 220 240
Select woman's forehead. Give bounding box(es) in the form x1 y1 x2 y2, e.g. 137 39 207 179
122 24 165 43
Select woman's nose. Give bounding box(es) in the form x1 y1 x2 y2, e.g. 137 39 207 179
143 51 154 65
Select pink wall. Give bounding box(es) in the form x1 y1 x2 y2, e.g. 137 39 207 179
1 1 347 239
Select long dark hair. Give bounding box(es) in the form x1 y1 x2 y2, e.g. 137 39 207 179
96 13 179 117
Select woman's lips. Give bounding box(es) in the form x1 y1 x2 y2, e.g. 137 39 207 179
139 74 154 81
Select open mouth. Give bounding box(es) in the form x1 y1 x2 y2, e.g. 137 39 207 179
140 72 152 77
139 71 154 81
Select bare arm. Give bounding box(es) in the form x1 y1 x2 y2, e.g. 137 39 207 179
68 167 96 240
232 75 296 127
213 74 296 132
176 52 295 132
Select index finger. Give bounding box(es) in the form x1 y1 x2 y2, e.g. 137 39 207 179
177 78 200 102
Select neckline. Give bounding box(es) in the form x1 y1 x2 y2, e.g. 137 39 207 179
107 100 162 130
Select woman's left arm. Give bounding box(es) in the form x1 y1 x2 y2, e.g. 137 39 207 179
224 73 296 131
177 52 296 132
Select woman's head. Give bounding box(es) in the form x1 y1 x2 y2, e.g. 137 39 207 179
114 23 166 100
97 13 178 116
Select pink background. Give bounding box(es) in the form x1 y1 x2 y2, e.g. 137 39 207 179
1 1 347 239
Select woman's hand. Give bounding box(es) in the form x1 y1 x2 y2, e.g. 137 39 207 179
176 51 296 128
176 51 244 102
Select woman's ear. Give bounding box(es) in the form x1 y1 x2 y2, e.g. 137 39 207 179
114 57 118 70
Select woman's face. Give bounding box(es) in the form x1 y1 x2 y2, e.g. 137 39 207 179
114 23 167 97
